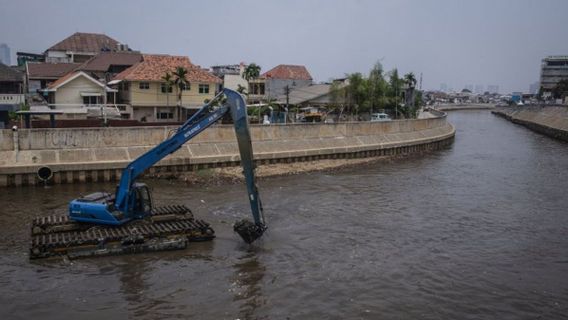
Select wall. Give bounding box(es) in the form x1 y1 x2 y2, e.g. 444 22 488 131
492 106 568 141
0 115 455 186
55 76 104 105
267 79 312 99
129 81 217 108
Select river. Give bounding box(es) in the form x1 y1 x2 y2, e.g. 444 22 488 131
1 110 567 319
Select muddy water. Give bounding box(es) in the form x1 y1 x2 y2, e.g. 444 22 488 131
1 110 567 319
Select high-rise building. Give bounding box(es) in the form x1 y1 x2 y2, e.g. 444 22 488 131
440 83 448 92
540 56 568 98
487 85 499 94
0 43 10 65
474 84 484 94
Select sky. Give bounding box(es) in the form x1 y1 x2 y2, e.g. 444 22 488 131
1 0 567 93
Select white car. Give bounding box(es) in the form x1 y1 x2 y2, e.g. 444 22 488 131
370 113 392 122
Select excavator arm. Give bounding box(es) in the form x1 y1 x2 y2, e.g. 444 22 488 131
69 88 266 243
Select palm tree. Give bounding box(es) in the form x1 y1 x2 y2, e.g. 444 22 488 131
404 72 417 88
161 71 174 109
242 63 261 82
173 66 189 121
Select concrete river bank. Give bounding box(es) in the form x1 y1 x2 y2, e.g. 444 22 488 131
0 111 454 187
492 105 568 142
0 110 567 319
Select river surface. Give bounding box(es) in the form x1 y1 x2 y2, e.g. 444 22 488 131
1 110 567 319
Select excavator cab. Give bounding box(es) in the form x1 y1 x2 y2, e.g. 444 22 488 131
130 182 153 219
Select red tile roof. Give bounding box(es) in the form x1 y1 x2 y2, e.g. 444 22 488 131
27 62 80 79
261 64 312 80
77 52 143 72
113 54 221 83
47 32 120 53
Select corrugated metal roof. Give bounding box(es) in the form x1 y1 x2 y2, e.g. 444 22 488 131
47 32 120 53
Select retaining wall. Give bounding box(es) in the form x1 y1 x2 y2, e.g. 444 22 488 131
492 106 568 142
0 115 455 187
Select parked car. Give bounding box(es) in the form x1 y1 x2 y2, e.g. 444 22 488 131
370 113 392 122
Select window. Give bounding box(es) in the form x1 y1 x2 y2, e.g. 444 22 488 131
83 96 99 105
199 84 209 94
139 82 150 90
161 83 173 93
157 112 174 119
181 83 191 91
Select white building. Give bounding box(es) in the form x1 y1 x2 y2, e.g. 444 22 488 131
540 56 568 98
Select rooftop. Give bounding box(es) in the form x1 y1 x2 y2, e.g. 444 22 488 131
0 63 24 82
77 51 143 72
27 62 80 79
261 64 312 81
113 54 221 83
47 32 121 53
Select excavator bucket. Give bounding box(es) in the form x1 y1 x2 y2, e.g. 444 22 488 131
233 219 266 244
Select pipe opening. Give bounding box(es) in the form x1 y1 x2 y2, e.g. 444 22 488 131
37 166 53 182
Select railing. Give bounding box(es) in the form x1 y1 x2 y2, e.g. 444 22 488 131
0 94 25 104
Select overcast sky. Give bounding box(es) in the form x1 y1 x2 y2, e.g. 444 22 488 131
1 0 567 93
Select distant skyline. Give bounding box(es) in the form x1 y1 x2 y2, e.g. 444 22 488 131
1 0 567 93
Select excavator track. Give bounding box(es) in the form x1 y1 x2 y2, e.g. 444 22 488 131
30 205 215 259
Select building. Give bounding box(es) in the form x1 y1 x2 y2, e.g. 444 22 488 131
487 85 499 94
474 84 484 94
0 43 11 65
249 64 312 103
210 63 248 92
26 62 80 93
0 62 25 127
76 51 143 81
540 56 568 98
43 70 118 119
111 54 222 122
45 32 125 63
439 83 448 92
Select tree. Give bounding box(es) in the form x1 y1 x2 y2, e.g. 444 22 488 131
368 62 388 113
403 72 417 88
242 63 261 81
552 79 568 100
173 66 189 121
236 84 247 94
161 71 174 109
346 73 368 115
388 68 403 118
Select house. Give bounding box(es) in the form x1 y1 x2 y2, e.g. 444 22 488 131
45 32 126 63
26 62 80 93
76 51 142 81
43 71 117 119
249 64 312 103
0 63 25 127
210 63 248 92
111 54 222 122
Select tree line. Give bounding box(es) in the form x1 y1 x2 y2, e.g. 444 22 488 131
329 62 421 118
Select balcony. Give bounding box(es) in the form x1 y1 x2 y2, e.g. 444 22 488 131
0 94 25 105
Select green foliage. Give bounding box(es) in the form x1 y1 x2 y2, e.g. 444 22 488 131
328 61 421 118
243 63 261 81
552 79 568 99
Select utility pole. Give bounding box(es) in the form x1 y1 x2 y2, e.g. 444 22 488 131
285 85 290 124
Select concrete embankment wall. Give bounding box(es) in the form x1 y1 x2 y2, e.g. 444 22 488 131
0 115 455 187
435 104 495 111
492 106 568 142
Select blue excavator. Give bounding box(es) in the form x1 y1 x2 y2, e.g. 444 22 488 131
30 89 266 259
